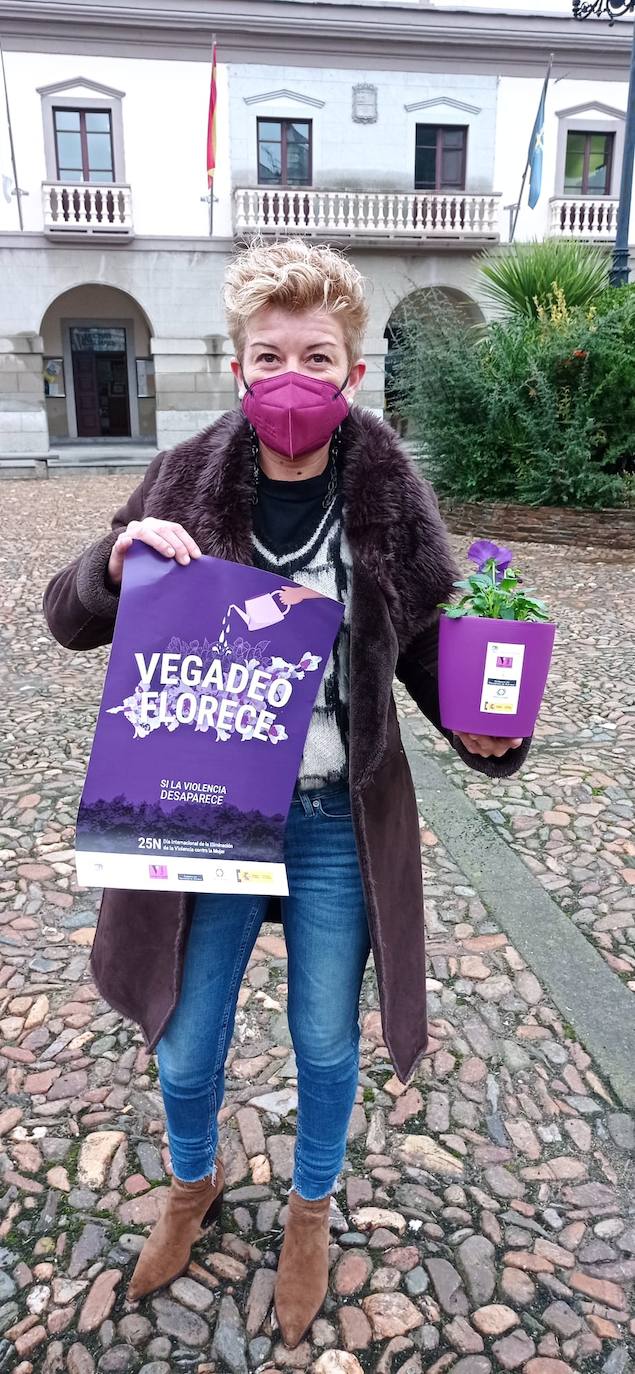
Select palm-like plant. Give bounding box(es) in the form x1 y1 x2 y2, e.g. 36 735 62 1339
480 239 609 319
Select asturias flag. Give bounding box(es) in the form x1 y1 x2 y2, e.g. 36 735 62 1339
207 42 217 187
527 63 551 209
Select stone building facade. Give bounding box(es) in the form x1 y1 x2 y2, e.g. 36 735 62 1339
0 0 632 465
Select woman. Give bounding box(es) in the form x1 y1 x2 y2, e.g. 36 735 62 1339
43 238 530 1348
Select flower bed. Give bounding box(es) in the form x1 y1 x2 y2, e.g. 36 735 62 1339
441 500 635 551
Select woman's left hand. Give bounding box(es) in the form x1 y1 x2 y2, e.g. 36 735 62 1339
455 732 523 758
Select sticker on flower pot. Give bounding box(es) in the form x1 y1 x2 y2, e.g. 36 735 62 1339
479 641 526 715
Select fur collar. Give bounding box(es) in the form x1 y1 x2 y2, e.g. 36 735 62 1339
144 406 459 647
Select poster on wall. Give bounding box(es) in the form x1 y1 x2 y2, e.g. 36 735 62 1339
136 358 155 398
75 544 344 896
43 358 65 397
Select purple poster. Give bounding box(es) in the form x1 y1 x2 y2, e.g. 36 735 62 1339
75 544 344 896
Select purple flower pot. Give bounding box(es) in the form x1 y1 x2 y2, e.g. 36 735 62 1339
438 614 556 738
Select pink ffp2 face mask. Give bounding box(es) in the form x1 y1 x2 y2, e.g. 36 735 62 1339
241 370 350 459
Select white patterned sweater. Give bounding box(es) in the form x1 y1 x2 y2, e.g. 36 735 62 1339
252 496 352 790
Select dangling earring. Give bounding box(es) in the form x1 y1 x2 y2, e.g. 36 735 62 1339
249 424 260 505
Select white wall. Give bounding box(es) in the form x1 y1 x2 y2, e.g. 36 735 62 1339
230 66 498 194
0 40 631 246
0 51 498 236
495 74 630 242
0 51 232 237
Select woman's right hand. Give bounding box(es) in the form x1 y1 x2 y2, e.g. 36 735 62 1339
107 518 202 587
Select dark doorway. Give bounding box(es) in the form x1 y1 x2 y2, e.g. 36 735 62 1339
70 325 131 438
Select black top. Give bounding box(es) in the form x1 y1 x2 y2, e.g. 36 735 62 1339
252 463 333 556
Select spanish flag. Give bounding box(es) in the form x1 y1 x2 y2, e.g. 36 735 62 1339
207 42 217 187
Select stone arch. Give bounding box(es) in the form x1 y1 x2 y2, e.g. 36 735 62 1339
383 286 485 436
40 283 156 443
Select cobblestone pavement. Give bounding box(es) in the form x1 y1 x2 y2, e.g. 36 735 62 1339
0 477 633 1374
396 539 635 987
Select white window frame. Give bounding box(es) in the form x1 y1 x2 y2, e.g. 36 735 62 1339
38 77 126 185
555 102 625 199
242 88 324 188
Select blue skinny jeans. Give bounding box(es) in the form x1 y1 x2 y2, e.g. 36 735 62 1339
154 782 372 1199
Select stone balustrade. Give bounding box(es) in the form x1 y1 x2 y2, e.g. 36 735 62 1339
549 196 618 240
235 187 501 240
42 183 134 236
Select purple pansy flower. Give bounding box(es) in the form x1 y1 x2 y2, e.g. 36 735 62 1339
468 539 513 580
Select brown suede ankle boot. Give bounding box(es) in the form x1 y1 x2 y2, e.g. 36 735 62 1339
126 1156 224 1301
274 1187 331 1348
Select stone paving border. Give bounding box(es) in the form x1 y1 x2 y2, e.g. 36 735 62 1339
402 719 635 1112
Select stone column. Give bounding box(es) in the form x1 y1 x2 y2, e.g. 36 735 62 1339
152 336 236 450
356 335 388 416
0 334 49 459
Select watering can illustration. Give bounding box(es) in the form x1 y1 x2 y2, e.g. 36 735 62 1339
227 590 291 632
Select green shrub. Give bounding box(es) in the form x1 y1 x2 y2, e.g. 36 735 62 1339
593 281 635 316
479 239 609 319
391 286 634 509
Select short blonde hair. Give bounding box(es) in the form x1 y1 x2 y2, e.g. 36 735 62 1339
223 237 369 364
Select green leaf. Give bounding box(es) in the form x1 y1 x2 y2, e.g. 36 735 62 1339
480 239 609 320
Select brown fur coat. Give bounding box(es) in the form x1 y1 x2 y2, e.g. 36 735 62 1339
44 407 530 1080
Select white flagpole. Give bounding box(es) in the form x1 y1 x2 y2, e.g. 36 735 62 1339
0 37 23 231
